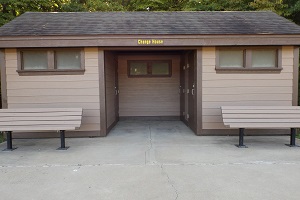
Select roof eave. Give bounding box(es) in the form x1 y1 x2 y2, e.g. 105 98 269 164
0 34 300 48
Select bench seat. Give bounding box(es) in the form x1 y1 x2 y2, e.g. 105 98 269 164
0 108 82 151
221 106 300 148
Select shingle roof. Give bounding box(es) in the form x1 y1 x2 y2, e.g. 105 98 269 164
0 11 300 36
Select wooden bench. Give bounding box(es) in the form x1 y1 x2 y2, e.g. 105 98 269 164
0 108 82 151
221 106 300 148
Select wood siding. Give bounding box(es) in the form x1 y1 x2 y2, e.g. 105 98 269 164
5 48 100 133
105 51 117 128
202 46 294 129
118 55 180 116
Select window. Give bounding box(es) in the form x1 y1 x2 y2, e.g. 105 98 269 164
219 50 244 68
251 50 276 68
216 47 281 71
18 48 84 75
56 50 82 70
128 60 171 77
22 51 48 70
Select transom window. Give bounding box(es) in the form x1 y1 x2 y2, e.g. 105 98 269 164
18 48 84 75
216 47 281 71
128 60 172 77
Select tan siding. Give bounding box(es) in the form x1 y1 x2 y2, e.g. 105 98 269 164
202 46 294 129
105 52 117 128
118 55 180 116
5 48 100 133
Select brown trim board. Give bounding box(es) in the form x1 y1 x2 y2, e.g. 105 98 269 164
98 49 107 137
1 35 300 48
293 47 299 106
0 49 7 108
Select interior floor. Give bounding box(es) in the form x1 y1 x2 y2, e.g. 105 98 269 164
109 120 195 138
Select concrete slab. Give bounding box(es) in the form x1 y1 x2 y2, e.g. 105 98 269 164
0 120 300 200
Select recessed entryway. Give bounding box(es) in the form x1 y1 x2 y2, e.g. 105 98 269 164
103 50 199 136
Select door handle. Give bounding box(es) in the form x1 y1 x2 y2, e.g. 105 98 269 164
191 89 195 95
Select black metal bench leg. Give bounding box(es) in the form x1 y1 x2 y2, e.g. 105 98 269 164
285 128 299 147
3 131 17 151
57 130 69 150
235 128 248 148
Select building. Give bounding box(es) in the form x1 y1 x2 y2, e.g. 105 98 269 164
0 11 300 137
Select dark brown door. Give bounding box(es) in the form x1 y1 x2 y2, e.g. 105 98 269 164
180 54 186 123
180 51 197 133
115 56 119 122
187 51 196 132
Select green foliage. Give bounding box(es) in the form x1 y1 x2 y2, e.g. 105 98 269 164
184 0 253 11
249 0 287 15
0 132 4 143
283 0 300 24
0 0 299 25
0 0 64 26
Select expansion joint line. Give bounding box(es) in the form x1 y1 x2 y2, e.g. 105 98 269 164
161 164 179 200
145 124 153 164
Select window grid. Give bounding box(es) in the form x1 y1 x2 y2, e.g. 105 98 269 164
17 48 85 75
128 60 172 77
216 47 282 71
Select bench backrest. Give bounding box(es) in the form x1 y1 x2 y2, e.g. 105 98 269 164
0 108 82 131
221 106 300 128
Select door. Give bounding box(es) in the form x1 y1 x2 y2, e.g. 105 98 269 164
187 51 196 132
180 51 197 133
180 54 186 122
104 51 119 133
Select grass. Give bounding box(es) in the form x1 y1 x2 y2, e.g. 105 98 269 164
297 129 300 139
0 132 5 143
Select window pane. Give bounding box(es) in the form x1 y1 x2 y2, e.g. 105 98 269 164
129 62 147 75
22 51 48 70
152 62 170 75
219 50 244 68
56 50 81 69
251 50 276 68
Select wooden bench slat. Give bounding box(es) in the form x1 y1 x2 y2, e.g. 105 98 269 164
222 113 300 119
0 121 81 126
222 110 300 114
221 106 300 110
0 126 79 131
224 118 300 123
0 108 83 113
225 123 300 128
0 112 82 117
0 116 82 122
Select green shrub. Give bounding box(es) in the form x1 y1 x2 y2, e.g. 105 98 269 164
0 132 5 143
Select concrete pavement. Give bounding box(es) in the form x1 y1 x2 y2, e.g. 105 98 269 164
0 120 300 200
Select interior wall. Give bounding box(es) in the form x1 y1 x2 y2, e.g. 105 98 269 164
118 54 180 117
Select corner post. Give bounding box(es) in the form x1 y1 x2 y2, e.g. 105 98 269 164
57 130 69 150
236 128 248 148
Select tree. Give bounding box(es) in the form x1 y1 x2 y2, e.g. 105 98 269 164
249 0 287 15
0 0 64 26
0 0 300 26
283 0 300 24
184 0 253 11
